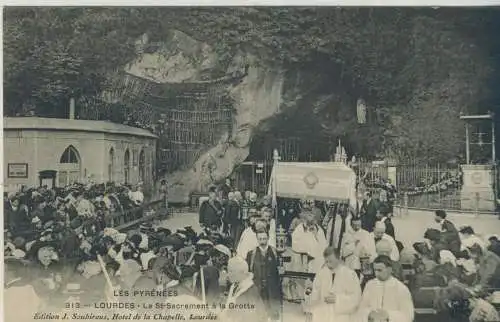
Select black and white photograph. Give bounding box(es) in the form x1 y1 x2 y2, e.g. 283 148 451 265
3 6 500 322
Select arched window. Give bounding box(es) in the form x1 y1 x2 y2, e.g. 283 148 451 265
139 149 146 183
60 146 79 163
58 145 81 186
108 148 115 182
124 149 130 184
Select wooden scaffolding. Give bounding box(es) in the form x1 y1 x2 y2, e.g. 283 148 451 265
77 71 238 175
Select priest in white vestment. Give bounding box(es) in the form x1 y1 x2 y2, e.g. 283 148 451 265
292 209 328 273
357 255 414 322
371 222 399 262
343 217 377 272
309 246 362 322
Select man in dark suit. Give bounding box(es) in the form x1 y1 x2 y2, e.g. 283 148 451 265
361 191 380 232
199 186 224 231
218 178 233 202
246 229 282 321
223 192 242 247
434 210 461 256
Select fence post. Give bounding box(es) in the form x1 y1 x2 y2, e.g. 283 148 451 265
475 192 480 217
437 163 441 208
426 164 430 209
404 192 409 217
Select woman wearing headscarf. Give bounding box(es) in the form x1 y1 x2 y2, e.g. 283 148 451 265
468 243 500 293
431 250 460 285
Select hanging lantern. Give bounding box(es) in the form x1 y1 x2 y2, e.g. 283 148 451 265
276 225 287 252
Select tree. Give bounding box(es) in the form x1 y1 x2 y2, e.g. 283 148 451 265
3 8 146 116
4 7 500 164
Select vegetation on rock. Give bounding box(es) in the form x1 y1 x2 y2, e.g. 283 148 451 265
4 7 500 165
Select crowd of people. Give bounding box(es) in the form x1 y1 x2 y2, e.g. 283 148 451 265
198 178 500 322
4 178 500 322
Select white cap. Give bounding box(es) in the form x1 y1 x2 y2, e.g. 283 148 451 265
374 221 386 231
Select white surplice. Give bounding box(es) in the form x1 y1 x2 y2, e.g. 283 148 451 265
292 223 328 273
371 233 400 262
237 227 259 259
309 264 362 322
343 228 377 270
357 276 414 322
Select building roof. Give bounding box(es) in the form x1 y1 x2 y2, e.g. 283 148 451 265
3 117 158 139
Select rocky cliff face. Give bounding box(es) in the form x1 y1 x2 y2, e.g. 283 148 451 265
126 31 298 202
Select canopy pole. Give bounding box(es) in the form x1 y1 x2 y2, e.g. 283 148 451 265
272 149 280 218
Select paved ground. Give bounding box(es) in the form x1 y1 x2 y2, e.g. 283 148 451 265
160 209 500 248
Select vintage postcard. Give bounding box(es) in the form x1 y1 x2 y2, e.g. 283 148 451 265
3 6 500 322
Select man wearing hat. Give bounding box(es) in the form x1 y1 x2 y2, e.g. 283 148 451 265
199 185 223 231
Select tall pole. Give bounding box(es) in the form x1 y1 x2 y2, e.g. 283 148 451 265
492 112 496 164
492 113 497 205
466 122 470 165
272 149 280 217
